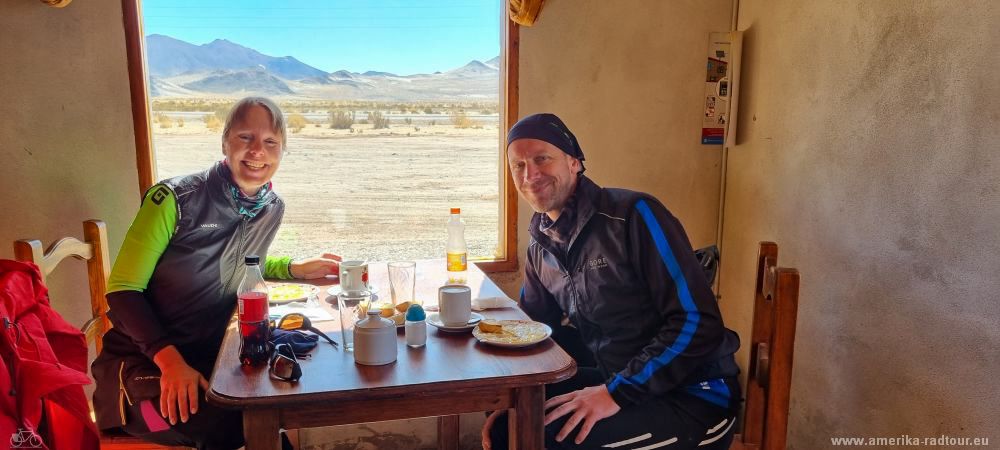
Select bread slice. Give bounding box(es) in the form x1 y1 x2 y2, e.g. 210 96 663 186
477 320 503 333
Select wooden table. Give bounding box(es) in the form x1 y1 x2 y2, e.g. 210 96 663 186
207 260 576 450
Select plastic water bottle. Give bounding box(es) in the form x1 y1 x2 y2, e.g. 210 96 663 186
446 207 468 285
237 255 270 366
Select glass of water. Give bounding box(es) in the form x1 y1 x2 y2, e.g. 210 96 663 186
337 291 370 352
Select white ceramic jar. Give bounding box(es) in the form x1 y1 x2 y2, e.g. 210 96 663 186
353 309 397 365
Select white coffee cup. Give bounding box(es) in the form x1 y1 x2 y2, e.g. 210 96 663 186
339 260 369 295
438 284 472 327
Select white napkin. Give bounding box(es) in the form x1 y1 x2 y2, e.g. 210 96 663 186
472 296 517 311
269 301 334 322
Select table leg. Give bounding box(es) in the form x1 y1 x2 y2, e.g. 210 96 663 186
437 415 460 450
510 385 545 450
243 409 281 450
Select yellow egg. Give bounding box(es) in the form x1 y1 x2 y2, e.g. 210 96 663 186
377 302 395 317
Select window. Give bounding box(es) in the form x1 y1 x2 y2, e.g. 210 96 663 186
124 0 518 270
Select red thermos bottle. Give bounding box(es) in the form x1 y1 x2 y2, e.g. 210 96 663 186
237 255 270 366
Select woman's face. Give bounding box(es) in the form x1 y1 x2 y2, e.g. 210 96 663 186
222 104 283 195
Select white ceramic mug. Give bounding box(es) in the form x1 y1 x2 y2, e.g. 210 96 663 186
339 260 369 295
438 284 472 327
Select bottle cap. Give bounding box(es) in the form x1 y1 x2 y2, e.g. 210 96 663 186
244 255 260 265
405 304 426 321
450 207 460 214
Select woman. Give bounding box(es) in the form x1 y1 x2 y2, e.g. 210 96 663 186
92 97 338 449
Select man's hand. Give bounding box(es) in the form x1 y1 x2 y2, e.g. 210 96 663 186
544 385 621 444
290 253 342 279
153 346 209 425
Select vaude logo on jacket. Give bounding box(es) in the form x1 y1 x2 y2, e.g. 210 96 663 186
587 256 609 270
200 223 219 228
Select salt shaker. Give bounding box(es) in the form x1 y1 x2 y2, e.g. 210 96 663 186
405 304 427 348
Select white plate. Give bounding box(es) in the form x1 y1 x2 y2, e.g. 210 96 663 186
327 284 380 298
267 283 320 304
472 320 552 348
427 312 484 332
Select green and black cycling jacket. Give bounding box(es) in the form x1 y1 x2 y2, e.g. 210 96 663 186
101 161 291 361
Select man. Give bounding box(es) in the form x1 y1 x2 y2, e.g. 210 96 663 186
484 113 741 450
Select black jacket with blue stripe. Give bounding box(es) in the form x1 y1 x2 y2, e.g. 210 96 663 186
521 176 740 408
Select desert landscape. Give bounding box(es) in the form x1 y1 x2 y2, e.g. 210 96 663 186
152 116 502 264
144 34 505 267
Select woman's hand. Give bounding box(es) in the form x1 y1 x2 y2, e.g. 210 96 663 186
153 345 209 425
544 385 621 444
290 253 342 279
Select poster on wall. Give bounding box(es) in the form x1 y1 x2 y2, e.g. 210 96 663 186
702 33 731 145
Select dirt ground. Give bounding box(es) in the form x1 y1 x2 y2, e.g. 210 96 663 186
152 122 501 262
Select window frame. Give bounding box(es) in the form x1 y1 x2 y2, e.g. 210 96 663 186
122 0 520 272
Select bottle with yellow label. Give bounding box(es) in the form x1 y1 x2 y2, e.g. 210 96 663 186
446 207 468 285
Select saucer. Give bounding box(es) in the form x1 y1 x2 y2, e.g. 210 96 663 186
427 312 483 332
327 284 380 298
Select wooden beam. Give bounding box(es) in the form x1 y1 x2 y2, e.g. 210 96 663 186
122 0 155 195
480 11 520 274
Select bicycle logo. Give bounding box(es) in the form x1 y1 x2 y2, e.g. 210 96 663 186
9 427 43 448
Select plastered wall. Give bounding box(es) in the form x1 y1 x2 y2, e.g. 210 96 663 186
513 0 733 265
0 0 139 329
718 1 1000 448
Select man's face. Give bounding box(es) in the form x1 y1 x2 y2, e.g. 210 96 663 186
507 138 581 219
222 104 283 195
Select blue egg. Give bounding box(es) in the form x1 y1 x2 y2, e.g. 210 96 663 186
405 304 426 321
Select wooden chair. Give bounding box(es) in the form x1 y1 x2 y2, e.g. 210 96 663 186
731 242 800 450
14 220 112 353
14 219 188 450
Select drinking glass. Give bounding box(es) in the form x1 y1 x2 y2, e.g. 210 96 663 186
388 261 417 307
337 292 370 352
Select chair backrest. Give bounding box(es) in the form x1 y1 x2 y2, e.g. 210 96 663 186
695 244 721 285
13 220 112 354
737 241 799 450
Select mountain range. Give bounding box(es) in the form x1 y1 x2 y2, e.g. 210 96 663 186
146 34 499 101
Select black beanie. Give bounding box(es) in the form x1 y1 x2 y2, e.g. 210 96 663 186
507 113 585 172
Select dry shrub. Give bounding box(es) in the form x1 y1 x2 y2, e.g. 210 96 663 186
451 111 473 129
370 111 389 129
157 113 173 129
288 113 308 133
329 111 354 129
204 114 222 132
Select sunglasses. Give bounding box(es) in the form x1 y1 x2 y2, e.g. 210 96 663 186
275 313 338 348
269 343 302 382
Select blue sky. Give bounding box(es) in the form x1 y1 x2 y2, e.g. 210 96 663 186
142 0 502 75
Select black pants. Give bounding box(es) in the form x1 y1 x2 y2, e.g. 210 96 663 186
489 327 738 450
115 348 246 450
120 397 245 450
